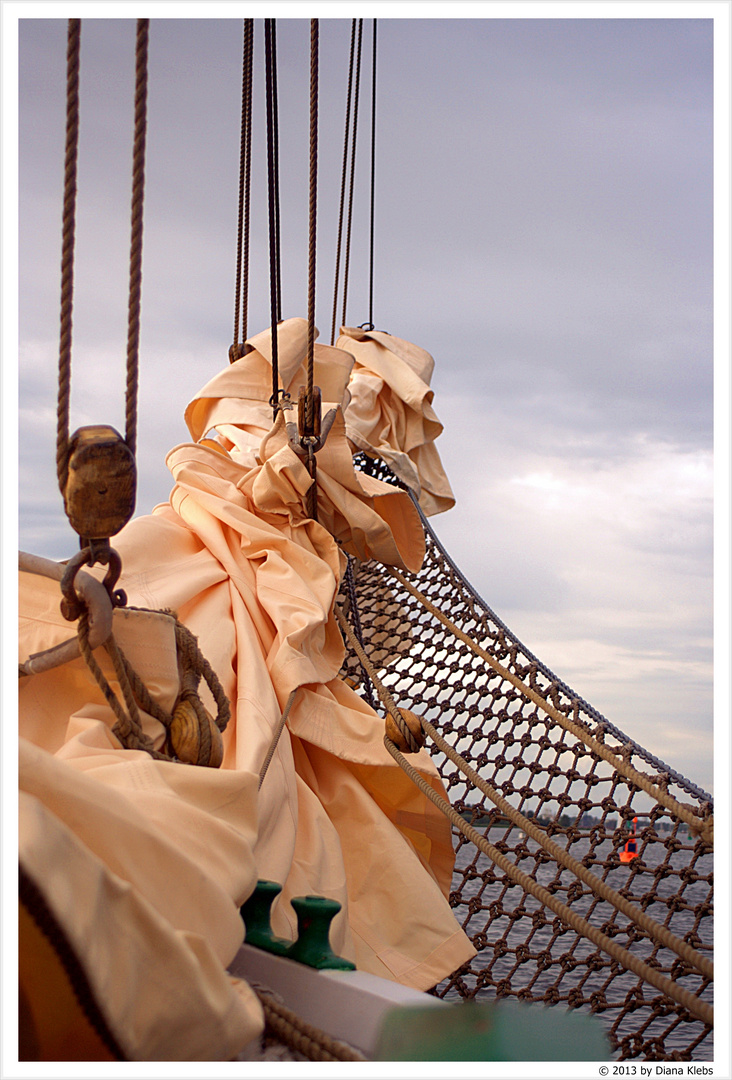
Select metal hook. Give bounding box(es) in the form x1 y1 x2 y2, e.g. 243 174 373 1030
60 544 126 623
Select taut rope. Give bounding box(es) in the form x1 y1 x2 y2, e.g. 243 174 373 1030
56 19 81 495
330 19 361 346
306 18 319 431
339 19 363 335
231 18 254 360
335 596 713 1026
387 566 712 844
264 19 282 415
57 19 148 487
384 737 713 1028
366 19 378 330
124 18 149 461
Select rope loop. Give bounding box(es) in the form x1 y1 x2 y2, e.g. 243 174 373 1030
270 388 291 412
60 544 126 623
73 601 231 768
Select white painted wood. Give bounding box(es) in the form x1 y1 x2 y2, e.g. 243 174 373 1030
228 942 447 1057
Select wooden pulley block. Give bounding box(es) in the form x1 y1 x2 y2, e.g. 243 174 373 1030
168 697 224 768
298 385 322 440
64 425 136 540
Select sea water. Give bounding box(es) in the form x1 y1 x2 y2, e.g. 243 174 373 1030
446 831 713 1062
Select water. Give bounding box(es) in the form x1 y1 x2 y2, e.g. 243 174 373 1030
441 830 713 1061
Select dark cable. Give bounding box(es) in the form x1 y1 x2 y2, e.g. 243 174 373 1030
232 19 254 358
367 19 377 330
340 19 363 332
330 20 358 346
264 19 281 414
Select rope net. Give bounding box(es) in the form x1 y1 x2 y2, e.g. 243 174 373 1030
339 456 713 1062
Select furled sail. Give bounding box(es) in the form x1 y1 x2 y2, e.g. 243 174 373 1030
18 320 473 1060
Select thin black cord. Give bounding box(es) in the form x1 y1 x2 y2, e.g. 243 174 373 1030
367 19 377 330
272 20 282 323
330 19 358 346
340 19 363 332
264 19 281 414
232 19 253 358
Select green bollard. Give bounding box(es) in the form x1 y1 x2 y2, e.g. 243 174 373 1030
240 880 291 956
286 895 356 971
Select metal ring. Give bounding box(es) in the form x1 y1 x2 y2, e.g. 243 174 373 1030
60 547 93 621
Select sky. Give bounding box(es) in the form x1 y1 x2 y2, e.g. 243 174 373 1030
7 5 728 806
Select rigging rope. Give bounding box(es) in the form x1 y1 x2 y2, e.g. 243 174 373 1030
56 19 148 498
343 555 376 709
330 20 359 347
231 19 254 360
329 18 377 339
76 607 230 766
386 566 713 844
56 19 81 495
124 18 149 461
383 736 713 1028
264 19 281 416
410 480 712 803
299 18 321 524
306 18 319 429
254 986 366 1062
366 19 378 331
334 599 714 1022
259 689 298 788
271 23 283 326
339 20 363 334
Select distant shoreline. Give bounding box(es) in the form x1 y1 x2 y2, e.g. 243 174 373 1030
457 810 675 833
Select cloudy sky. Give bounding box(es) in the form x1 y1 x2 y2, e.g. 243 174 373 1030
10 7 726 799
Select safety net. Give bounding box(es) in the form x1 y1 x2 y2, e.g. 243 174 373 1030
338 456 714 1062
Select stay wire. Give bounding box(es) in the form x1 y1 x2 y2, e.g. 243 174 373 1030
366 19 377 331
271 22 282 324
339 19 363 333
264 19 281 415
330 19 358 347
231 19 254 358
306 18 319 425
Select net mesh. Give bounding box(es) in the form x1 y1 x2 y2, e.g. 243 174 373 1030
339 456 713 1062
